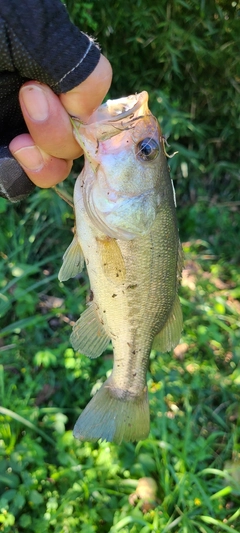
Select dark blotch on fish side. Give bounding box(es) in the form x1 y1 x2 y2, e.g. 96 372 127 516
89 290 94 301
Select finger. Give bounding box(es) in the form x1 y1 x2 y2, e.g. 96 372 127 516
59 54 112 120
18 54 112 162
9 134 73 188
19 82 83 160
9 54 112 190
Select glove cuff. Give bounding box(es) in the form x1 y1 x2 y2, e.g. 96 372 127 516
0 146 35 202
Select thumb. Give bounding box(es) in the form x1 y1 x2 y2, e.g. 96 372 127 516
59 54 112 122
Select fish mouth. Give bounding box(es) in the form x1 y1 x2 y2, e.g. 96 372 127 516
72 91 152 152
86 91 149 125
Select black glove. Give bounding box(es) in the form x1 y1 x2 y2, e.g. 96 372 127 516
0 0 100 202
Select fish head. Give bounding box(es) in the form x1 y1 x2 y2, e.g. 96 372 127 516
73 92 170 240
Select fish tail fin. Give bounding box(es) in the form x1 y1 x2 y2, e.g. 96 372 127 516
73 376 150 445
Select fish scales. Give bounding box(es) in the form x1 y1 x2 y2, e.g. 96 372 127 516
59 91 183 444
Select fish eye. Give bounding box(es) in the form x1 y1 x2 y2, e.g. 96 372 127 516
136 138 159 161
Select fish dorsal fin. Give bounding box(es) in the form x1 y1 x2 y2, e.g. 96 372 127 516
70 302 110 358
152 295 183 353
96 237 126 284
177 241 184 284
58 233 84 282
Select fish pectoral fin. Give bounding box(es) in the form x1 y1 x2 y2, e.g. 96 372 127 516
152 295 183 353
96 237 126 284
58 233 84 282
70 303 110 358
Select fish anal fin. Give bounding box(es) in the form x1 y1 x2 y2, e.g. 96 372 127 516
96 237 126 284
73 376 150 444
152 295 183 353
70 302 110 358
58 233 84 282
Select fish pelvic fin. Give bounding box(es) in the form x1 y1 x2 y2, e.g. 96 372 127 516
73 376 150 444
58 233 84 282
70 303 110 358
152 295 183 353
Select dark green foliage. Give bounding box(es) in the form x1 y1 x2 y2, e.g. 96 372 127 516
66 0 240 259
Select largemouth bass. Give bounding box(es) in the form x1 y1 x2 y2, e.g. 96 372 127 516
59 91 183 444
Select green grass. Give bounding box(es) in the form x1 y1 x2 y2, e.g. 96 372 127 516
0 189 239 532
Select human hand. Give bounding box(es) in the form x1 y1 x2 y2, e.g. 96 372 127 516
0 0 112 201
9 54 112 189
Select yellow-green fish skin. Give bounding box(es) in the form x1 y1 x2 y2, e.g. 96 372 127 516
60 92 183 444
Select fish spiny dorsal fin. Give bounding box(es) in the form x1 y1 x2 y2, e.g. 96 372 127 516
152 295 183 353
70 303 110 358
58 233 84 282
177 240 184 285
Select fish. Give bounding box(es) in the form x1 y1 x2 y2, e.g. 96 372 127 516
58 91 183 444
